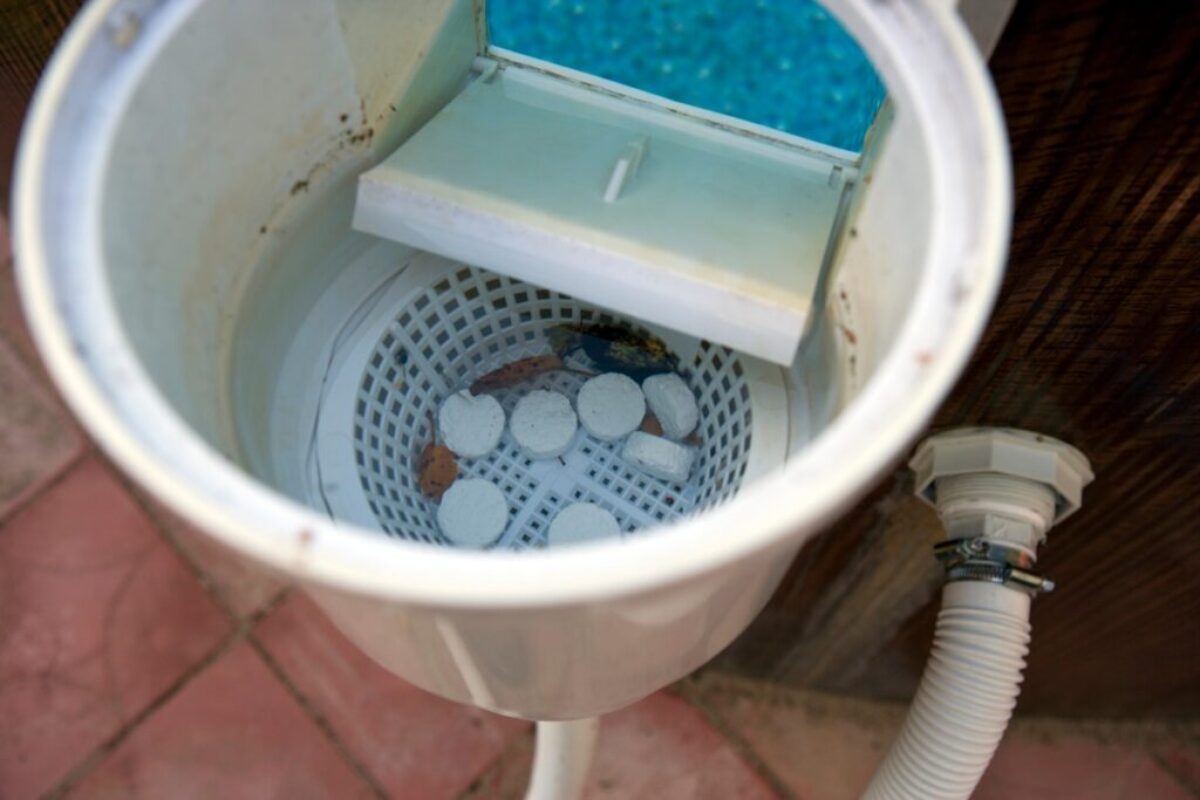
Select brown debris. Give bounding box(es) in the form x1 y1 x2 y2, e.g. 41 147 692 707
640 413 664 436
418 444 457 500
417 411 457 500
469 354 591 394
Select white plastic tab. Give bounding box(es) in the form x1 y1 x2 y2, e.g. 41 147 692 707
604 136 648 203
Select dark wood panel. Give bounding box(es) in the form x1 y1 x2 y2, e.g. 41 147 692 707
722 0 1200 718
1 0 85 214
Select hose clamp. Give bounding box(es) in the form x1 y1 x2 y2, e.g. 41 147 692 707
933 537 1056 594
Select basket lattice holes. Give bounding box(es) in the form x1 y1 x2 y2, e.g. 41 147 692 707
352 267 754 549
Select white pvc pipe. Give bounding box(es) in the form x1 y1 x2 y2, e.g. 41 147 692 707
862 580 1031 800
525 718 601 800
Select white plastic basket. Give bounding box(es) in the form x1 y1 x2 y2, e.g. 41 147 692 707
314 256 789 548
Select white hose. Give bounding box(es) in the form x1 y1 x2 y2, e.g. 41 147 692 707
525 718 601 800
862 580 1031 800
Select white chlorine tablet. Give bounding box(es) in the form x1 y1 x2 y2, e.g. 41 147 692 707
438 390 505 459
510 390 578 459
622 431 695 484
437 478 508 547
577 373 646 441
642 373 699 441
548 502 621 546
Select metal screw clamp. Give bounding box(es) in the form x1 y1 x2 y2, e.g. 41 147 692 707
933 537 1056 594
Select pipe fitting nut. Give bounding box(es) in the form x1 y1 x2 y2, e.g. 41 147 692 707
911 428 1094 524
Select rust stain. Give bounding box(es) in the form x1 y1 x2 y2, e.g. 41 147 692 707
839 324 858 345
348 127 376 146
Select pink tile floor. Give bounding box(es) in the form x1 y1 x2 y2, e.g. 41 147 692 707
2 215 1198 799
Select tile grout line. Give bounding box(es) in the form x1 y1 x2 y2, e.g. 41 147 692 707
101 446 385 795
39 594 293 800
39 628 247 800
0 290 96 454
0 443 92 529
673 679 798 800
1 255 115 530
8 441 285 799
0 331 75 403
0 299 52 381
247 632 390 799
94 444 388 794
102 451 293 625
1151 752 1200 799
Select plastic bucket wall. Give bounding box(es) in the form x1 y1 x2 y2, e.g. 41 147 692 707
13 0 1009 719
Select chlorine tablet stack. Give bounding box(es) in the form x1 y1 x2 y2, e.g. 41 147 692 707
577 373 646 441
438 390 505 458
510 389 578 459
436 478 509 547
621 431 695 484
642 373 699 441
548 502 621 546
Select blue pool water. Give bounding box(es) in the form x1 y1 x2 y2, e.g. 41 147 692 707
488 0 887 152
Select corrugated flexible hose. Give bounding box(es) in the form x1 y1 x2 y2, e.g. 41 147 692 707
862 580 1031 800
